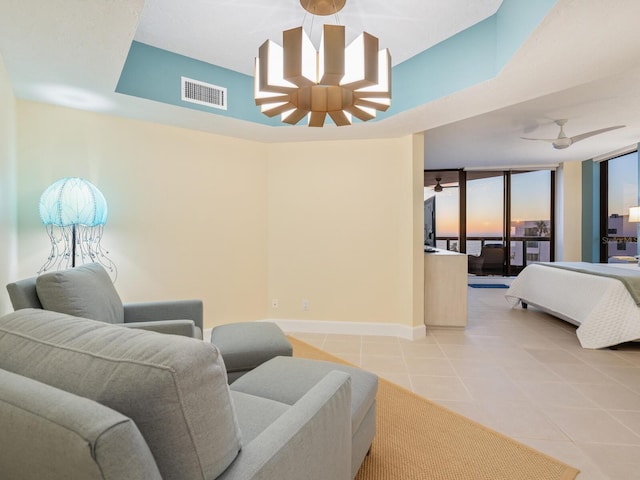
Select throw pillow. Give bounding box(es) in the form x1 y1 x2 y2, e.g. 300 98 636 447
36 263 124 324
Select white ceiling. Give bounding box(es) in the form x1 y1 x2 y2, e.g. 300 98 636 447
1 0 640 170
134 0 502 75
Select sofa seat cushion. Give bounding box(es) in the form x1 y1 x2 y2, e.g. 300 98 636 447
35 263 124 324
231 356 377 435
0 309 242 480
0 368 162 480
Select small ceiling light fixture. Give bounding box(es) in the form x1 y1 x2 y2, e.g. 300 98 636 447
254 0 391 127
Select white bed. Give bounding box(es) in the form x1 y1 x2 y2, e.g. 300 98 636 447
506 263 640 349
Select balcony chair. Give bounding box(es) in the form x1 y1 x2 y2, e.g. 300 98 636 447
6 263 203 339
468 244 505 276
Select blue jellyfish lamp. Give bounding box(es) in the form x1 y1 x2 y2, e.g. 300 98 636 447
38 177 117 279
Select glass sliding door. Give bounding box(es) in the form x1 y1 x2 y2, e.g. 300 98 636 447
466 172 504 256
510 170 552 275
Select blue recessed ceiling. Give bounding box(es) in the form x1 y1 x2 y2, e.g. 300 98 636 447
116 0 557 127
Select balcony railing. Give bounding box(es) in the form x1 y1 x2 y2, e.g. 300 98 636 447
435 236 551 275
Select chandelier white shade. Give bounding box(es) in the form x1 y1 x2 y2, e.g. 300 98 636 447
254 1 391 127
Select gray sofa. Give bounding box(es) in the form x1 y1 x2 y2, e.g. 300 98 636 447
0 309 356 480
6 263 204 339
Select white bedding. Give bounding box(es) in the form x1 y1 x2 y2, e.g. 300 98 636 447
506 263 640 348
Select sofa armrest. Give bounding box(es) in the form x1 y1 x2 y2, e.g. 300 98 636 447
122 320 196 338
0 368 162 480
218 370 352 480
123 300 203 330
6 276 42 310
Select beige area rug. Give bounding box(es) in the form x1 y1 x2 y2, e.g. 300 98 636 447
289 337 579 480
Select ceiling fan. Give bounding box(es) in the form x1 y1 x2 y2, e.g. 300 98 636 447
520 119 625 150
433 177 455 192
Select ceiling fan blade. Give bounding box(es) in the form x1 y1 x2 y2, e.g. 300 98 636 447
569 125 625 144
520 137 556 142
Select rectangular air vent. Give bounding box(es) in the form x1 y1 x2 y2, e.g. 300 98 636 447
181 77 227 110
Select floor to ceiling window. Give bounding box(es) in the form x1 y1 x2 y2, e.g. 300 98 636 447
510 170 552 274
424 168 555 276
601 151 639 262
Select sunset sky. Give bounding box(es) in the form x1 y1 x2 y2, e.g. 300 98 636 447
426 170 551 237
608 152 638 216
425 151 639 239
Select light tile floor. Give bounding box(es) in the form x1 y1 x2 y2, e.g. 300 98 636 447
289 287 640 480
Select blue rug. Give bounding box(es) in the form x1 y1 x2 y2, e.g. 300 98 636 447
468 283 510 289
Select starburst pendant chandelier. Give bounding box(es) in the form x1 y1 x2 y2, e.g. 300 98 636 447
254 0 391 127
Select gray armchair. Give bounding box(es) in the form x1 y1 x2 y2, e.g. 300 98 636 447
468 244 505 276
6 263 203 339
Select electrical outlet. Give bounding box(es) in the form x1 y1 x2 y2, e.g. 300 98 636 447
272 298 279 308
302 299 309 311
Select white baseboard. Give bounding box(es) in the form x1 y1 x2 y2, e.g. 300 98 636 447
263 318 426 341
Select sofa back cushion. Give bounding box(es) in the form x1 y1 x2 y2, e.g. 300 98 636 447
35 263 124 324
0 309 242 480
0 368 162 480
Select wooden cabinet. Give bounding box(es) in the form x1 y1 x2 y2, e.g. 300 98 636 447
424 249 468 328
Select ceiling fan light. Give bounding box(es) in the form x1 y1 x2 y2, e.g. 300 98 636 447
521 120 625 150
552 138 572 149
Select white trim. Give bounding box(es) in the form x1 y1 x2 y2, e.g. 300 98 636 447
464 164 558 171
592 144 638 163
262 319 426 340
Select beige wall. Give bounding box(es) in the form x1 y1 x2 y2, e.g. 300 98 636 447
557 161 583 261
10 98 587 333
0 55 17 314
266 136 418 327
16 101 268 327
14 101 423 331
0 58 586 335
